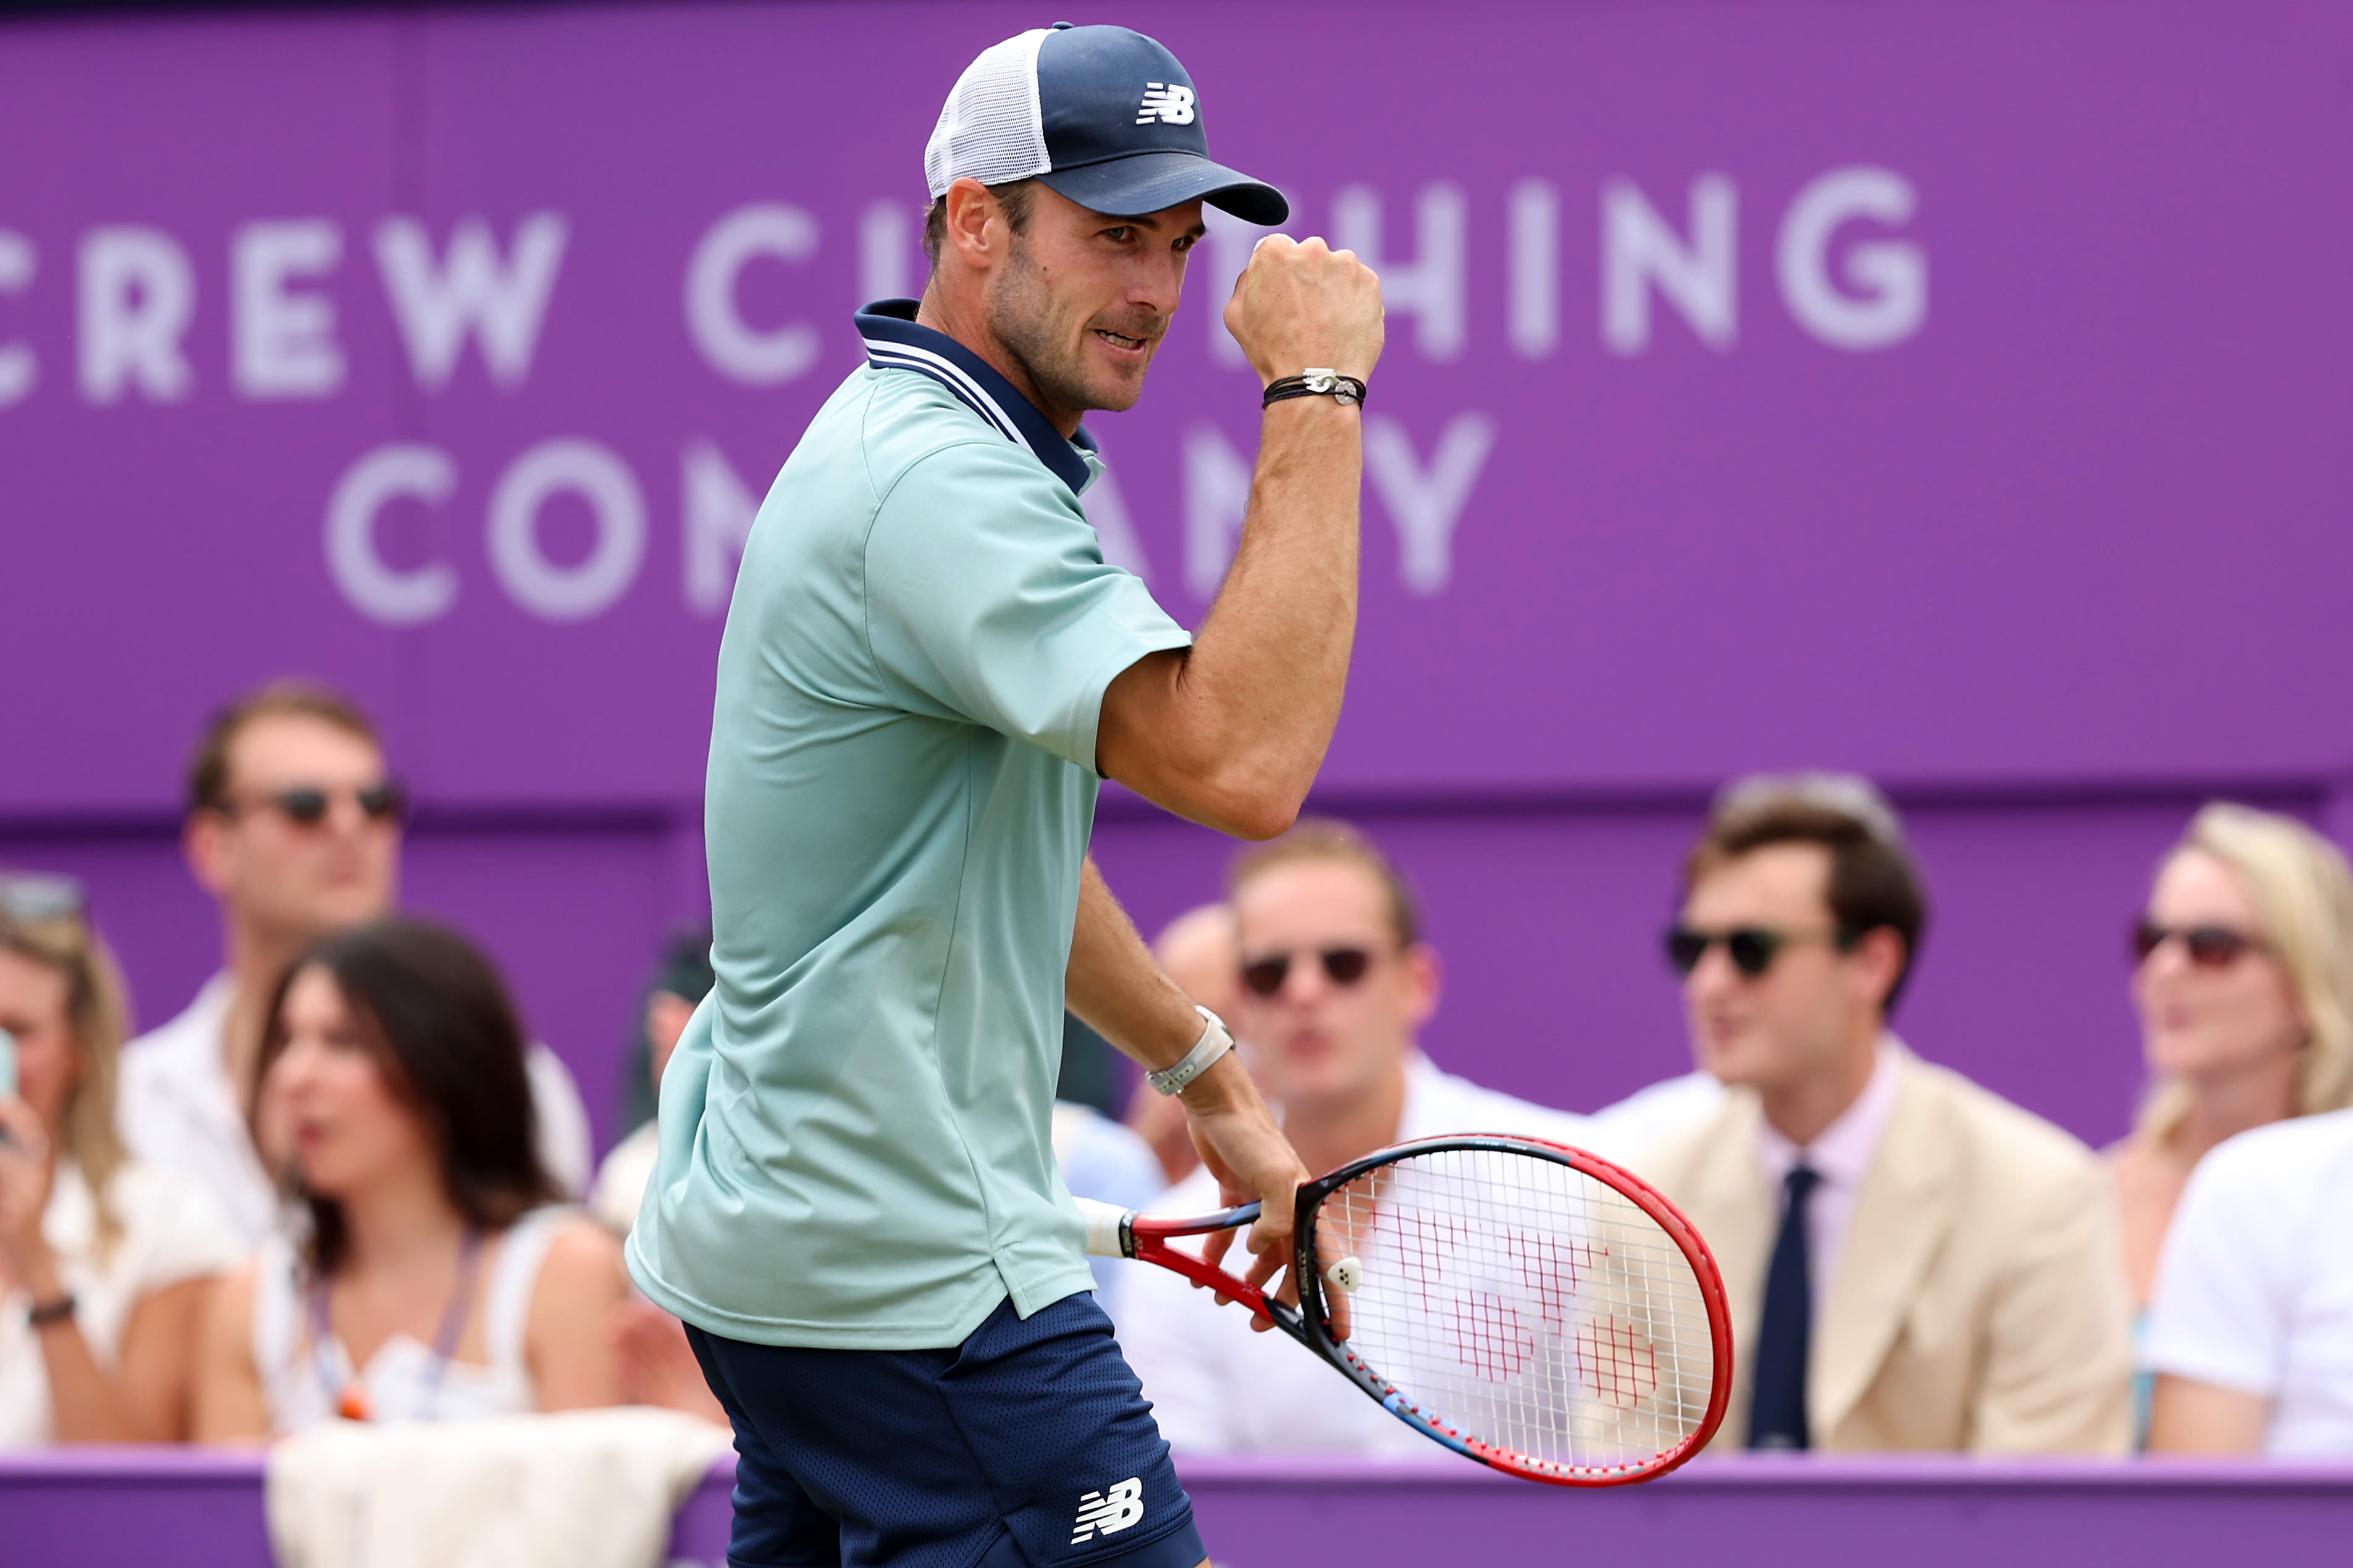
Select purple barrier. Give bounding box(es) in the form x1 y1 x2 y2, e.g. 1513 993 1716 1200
7 1449 2352 1568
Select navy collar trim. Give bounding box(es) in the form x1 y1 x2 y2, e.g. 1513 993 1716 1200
854 300 1095 494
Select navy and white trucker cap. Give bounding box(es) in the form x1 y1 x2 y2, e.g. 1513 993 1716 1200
924 23 1289 225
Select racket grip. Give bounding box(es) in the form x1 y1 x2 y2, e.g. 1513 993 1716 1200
1074 1198 1132 1259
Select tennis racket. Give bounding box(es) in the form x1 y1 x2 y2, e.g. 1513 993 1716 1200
1078 1134 1731 1485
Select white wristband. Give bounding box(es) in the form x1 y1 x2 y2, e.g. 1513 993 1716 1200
1147 1006 1234 1096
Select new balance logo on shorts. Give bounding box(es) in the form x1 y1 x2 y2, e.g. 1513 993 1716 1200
1135 83 1196 124
1069 1477 1146 1544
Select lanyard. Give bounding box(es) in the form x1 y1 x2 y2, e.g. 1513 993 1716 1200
309 1228 484 1423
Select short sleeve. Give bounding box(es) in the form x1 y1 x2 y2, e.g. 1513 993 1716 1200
2144 1131 2304 1396
116 1164 247 1291
865 439 1191 769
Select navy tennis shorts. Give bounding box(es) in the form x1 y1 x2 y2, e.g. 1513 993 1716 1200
685 1292 1206 1568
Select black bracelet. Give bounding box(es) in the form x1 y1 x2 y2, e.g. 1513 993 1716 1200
1263 369 1366 409
27 1293 77 1328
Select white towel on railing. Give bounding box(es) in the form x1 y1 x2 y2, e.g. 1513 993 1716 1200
264 1407 735 1568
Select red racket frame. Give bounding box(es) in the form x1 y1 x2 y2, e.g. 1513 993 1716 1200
1112 1133 1733 1486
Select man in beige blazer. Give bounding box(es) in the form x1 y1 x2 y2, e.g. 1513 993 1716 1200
1638 775 2132 1454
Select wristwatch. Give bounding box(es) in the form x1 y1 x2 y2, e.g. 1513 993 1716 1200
1147 1007 1235 1096
27 1293 77 1329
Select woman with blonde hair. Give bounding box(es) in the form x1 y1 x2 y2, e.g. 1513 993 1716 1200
2110 804 2353 1445
0 873 243 1444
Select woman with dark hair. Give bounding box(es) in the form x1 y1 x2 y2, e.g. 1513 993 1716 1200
194 918 626 1439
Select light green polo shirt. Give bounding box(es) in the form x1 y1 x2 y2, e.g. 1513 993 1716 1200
625 303 1192 1349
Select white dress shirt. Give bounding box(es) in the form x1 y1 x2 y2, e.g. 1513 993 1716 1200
1114 1052 1596 1455
119 973 596 1248
1752 1036 1903 1314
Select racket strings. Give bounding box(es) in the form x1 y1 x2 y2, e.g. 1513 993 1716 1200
1313 1146 1714 1477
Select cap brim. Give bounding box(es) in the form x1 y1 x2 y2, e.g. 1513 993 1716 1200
1039 151 1289 227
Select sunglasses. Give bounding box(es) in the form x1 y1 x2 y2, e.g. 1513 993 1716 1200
1240 946 1376 998
1664 925 1852 979
2132 921 2260 968
0 871 87 923
226 782 407 828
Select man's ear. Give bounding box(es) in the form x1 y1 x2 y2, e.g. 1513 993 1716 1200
1403 942 1443 1030
940 177 1006 270
184 810 235 900
1852 926 1906 1014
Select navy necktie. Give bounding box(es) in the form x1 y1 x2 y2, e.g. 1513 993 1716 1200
1748 1163 1822 1450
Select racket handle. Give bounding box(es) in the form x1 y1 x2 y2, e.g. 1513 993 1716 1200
1075 1198 1132 1259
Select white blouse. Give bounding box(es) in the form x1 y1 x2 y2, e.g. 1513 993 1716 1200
0 1158 245 1447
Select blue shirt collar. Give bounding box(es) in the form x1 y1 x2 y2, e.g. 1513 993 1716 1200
854 300 1098 495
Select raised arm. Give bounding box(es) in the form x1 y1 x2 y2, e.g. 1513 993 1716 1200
1095 237 1383 841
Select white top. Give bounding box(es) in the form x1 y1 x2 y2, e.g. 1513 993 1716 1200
120 973 596 1247
1583 1070 1728 1160
253 1204 576 1435
1114 1053 1596 1455
0 1159 244 1448
2144 1107 2353 1455
588 1121 660 1236
1753 1037 1904 1314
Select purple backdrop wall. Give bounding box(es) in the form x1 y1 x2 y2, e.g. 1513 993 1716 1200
6 1 2350 1153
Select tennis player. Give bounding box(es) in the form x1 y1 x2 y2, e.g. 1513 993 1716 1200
626 22 1382 1568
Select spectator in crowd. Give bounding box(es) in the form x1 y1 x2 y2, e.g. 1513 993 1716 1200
1 876 242 1444
1636 774 2131 1453
194 918 627 1440
2132 806 2353 1454
1123 902 1241 1186
119 682 592 1247
1118 820 1593 1453
589 929 714 1236
2142 1105 2353 1454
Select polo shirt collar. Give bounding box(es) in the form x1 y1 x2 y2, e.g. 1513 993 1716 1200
855 300 1098 495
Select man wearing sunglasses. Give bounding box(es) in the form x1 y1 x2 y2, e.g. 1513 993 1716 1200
117 682 593 1246
1633 774 2131 1454
1119 820 1599 1454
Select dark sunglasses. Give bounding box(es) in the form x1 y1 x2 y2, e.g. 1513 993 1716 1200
2132 921 2259 968
1664 924 1853 979
1240 946 1376 998
228 782 407 828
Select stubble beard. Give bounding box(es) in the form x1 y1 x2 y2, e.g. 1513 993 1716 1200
982 240 1155 421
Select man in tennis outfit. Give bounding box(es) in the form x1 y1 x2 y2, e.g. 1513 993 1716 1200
626 23 1383 1568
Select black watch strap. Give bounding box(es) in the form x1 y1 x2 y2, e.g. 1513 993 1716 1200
1263 368 1366 409
27 1293 78 1328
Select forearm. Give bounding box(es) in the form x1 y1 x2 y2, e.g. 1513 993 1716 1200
1098 398 1360 837
38 1320 145 1442
1065 858 1210 1071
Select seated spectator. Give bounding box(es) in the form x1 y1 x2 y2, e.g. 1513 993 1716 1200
589 929 713 1236
2144 1105 2353 1453
0 876 241 1444
1636 774 2131 1453
2113 803 2353 1441
194 918 627 1441
1118 820 1593 1454
120 683 591 1249
1123 903 1241 1186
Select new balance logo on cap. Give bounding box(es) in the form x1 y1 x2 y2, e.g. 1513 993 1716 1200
1069 1477 1146 1543
1136 82 1196 125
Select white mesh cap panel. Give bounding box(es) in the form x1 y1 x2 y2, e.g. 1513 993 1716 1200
924 28 1053 199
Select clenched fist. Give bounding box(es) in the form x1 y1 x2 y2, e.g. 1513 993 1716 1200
1223 235 1384 390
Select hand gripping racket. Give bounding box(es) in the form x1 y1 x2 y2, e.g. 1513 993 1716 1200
1078 1134 1732 1485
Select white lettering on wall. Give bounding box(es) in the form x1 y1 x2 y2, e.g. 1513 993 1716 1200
1334 182 1465 360
681 438 759 616
859 201 913 307
325 443 460 625
1365 413 1496 595
685 203 820 385
1081 462 1152 584
487 437 646 621
78 226 196 403
1777 166 1926 351
232 219 345 400
374 212 569 392
1508 179 1559 359
0 230 35 407
1601 175 1736 354
1184 423 1253 598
